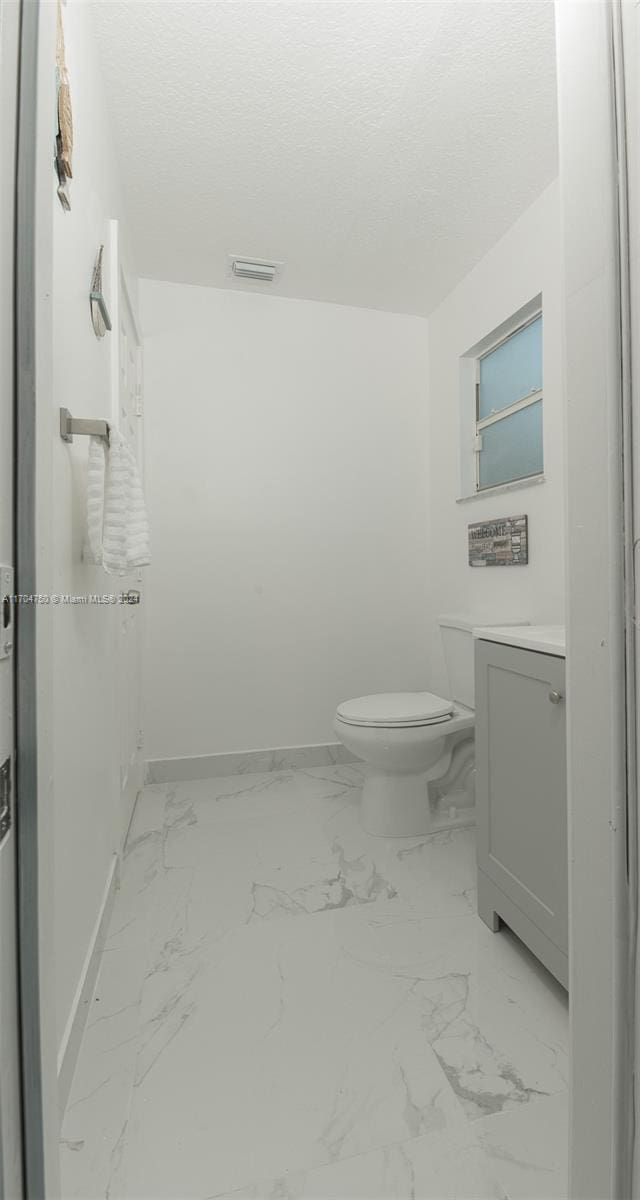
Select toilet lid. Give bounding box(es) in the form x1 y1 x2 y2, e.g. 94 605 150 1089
336 691 454 728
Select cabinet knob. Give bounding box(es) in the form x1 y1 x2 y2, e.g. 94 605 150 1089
548 690 563 705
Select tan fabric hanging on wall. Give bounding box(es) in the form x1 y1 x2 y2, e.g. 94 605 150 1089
56 0 73 208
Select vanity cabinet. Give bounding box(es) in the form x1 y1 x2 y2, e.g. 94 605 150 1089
475 638 568 988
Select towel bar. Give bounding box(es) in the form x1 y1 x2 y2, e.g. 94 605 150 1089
60 407 110 445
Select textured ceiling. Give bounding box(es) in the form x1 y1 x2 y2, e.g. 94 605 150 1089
91 0 558 316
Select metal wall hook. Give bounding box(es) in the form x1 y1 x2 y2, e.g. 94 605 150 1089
59 407 110 445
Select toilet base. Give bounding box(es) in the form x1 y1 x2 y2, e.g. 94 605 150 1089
360 768 475 838
360 771 429 837
359 732 476 838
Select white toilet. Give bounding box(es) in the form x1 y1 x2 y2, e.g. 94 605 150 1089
334 615 517 838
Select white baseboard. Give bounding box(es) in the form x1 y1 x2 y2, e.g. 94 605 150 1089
57 853 119 1118
145 741 356 784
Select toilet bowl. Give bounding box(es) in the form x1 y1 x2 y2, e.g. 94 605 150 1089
334 615 526 837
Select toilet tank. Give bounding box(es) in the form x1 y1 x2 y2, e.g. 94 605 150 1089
438 615 528 709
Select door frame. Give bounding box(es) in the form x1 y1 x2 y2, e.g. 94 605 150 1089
15 0 60 1194
556 1 637 1195
1 0 27 1194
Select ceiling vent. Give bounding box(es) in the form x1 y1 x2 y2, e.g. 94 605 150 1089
229 256 281 283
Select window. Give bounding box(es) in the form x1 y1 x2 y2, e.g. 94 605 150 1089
474 313 543 491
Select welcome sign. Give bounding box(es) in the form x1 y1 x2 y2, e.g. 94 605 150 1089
468 514 528 567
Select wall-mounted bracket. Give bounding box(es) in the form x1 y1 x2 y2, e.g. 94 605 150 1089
59 407 110 444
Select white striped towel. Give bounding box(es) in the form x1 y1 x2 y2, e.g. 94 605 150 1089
86 429 150 574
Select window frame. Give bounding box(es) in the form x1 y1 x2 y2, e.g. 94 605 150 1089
474 310 543 494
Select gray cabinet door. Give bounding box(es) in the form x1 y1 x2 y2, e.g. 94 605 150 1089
475 640 567 954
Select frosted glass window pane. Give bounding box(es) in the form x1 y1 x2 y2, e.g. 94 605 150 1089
478 316 542 419
478 400 543 489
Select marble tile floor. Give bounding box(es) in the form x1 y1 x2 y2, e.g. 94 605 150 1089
60 762 569 1200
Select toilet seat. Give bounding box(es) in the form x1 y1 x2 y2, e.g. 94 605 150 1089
335 691 454 729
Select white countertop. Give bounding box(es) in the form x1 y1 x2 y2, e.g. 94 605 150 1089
473 624 566 657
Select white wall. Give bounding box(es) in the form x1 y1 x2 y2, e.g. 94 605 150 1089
426 181 565 695
141 184 564 763
141 282 430 761
51 0 136 1058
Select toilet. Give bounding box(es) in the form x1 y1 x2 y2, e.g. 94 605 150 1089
334 615 523 837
